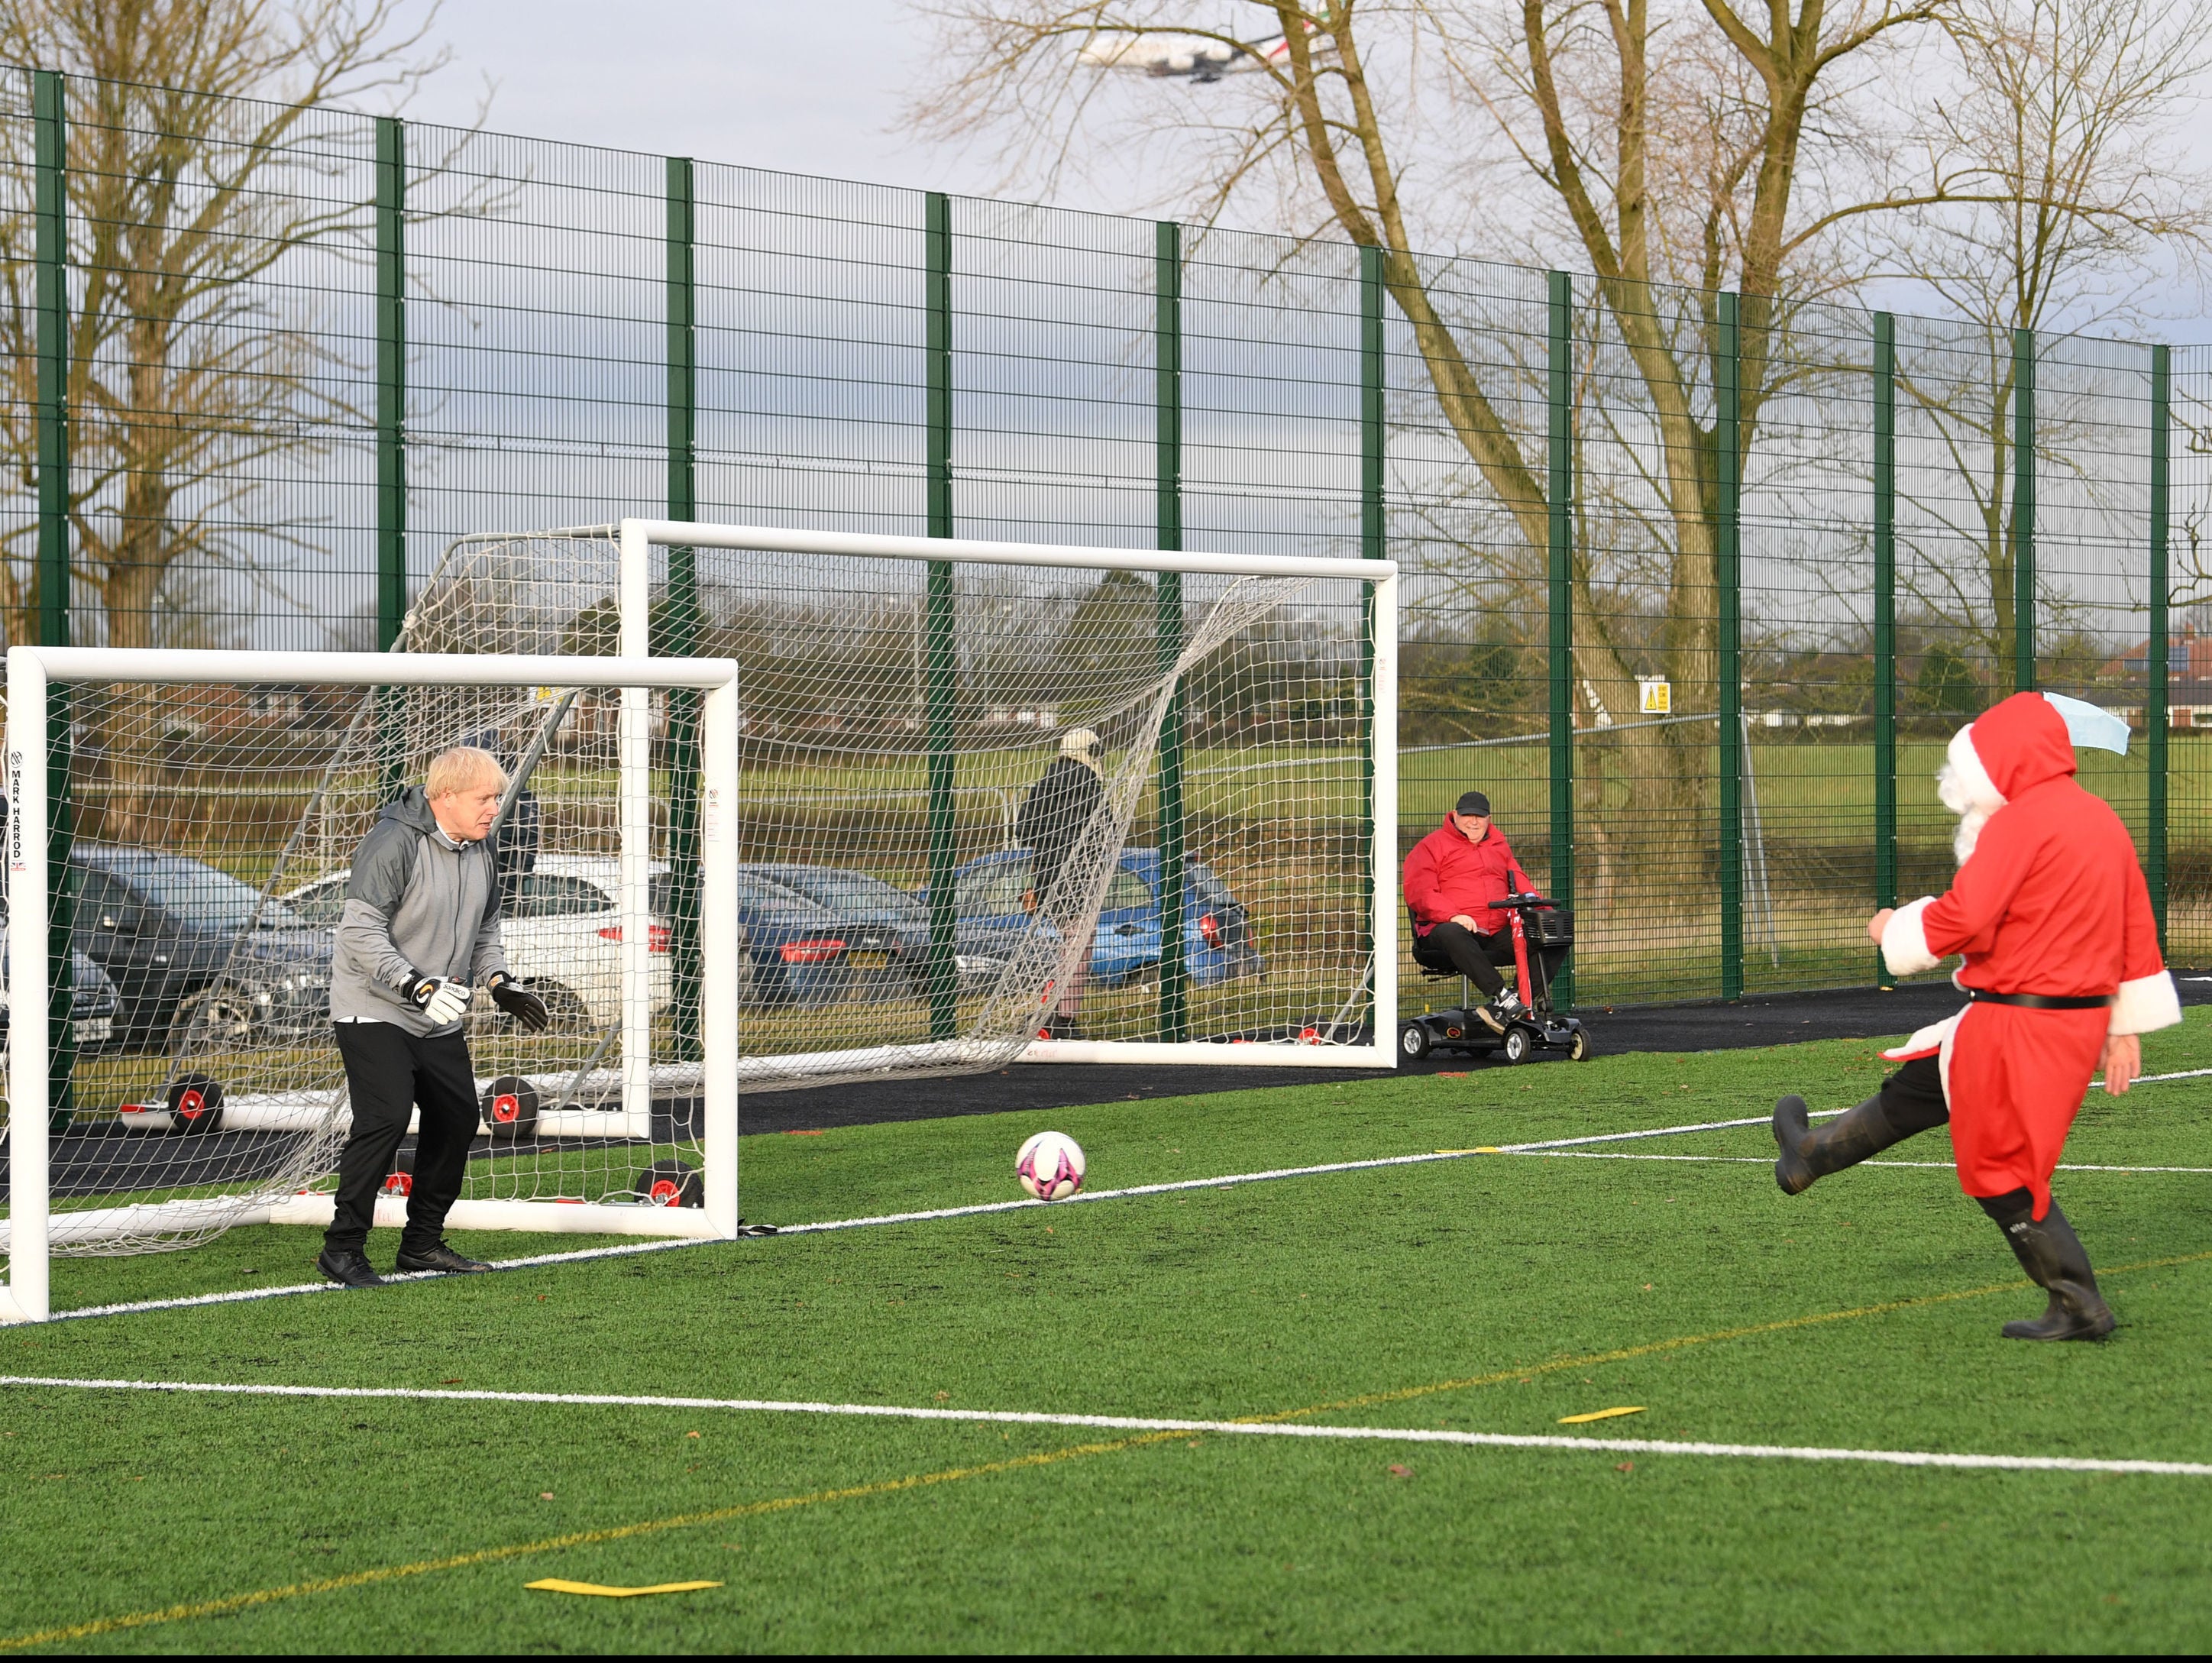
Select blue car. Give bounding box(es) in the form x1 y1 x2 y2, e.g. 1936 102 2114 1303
946 848 1264 988
744 864 1031 997
700 871 878 1008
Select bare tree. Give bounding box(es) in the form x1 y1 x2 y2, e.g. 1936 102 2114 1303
0 0 481 836
0 0 458 653
906 0 1969 901
1884 0 2212 663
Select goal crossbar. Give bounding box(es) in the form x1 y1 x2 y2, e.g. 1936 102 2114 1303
5 649 742 1325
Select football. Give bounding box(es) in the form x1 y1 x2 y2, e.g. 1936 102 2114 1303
1016 1131 1087 1201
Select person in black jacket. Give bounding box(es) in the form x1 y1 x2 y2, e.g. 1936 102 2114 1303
1016 728 1107 1038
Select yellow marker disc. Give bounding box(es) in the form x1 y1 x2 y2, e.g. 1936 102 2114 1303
1557 1406 1646 1425
1433 1147 1502 1156
526 1579 723 1599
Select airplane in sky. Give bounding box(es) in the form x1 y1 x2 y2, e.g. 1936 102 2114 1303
1075 20 1328 81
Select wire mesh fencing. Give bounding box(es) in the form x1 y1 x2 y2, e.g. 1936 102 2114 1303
0 57 2204 1086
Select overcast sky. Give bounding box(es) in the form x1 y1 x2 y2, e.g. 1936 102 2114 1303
399 0 997 196
391 0 2203 334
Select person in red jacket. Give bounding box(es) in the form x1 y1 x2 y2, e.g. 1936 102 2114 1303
1402 791 1562 1034
1771 691 2178 1341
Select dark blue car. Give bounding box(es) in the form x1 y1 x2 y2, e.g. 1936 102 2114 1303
946 848 1264 988
698 871 884 1008
745 865 1031 998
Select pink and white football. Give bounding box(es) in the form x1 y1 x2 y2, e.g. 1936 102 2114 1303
1016 1131 1087 1201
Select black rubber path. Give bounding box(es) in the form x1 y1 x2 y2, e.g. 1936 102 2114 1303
741 978 2212 1134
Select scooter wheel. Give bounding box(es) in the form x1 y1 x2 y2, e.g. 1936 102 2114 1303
1399 1021 1432 1061
1567 1027 1592 1062
1502 1026 1532 1065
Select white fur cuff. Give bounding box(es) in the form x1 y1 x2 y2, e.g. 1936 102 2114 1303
1881 897 1942 978
2110 970 2182 1036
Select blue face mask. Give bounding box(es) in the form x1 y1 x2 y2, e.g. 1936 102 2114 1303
2040 691 2129 756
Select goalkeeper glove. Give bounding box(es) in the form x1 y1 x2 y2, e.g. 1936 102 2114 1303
406 975 473 1026
486 971 551 1034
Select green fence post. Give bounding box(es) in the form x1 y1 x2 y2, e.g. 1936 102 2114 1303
923 192 959 1043
373 115 407 808
1547 270 1574 1009
1155 221 1188 1043
2013 325 2036 692
2149 344 2171 946
374 116 406 651
34 67 74 1127
1717 293 1743 1001
1874 313 1897 988
665 155 704 1058
1360 244 1384 1035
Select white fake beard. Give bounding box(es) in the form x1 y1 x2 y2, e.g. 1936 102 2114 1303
1937 762 1990 864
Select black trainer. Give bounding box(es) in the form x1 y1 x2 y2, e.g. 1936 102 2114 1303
317 1247 385 1288
394 1240 493 1275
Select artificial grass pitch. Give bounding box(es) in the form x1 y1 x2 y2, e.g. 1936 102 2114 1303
5 1015 2212 1652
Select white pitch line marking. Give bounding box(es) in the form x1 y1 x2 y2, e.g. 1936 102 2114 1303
0 1373 2203 1479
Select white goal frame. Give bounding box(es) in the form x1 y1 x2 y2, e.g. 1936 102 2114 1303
608 518 1401 1074
4 648 742 1325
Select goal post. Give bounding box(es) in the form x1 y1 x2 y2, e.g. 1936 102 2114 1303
609 517 1401 1079
3 648 741 1325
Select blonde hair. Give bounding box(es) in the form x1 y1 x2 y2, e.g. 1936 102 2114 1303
425 746 507 801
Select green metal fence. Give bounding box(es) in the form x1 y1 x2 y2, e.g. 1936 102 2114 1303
3 63 2207 1017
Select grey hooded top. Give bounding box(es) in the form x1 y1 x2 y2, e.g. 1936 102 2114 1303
329 786 510 1034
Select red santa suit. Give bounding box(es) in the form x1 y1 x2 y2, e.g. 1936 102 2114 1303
1878 693 2179 1217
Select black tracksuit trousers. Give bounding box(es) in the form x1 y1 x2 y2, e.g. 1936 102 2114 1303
325 1022 480 1256
1417 919 1568 1001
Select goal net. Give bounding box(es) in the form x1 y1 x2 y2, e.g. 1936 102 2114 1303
2 649 742 1324
408 520 1399 1085
0 524 1396 1324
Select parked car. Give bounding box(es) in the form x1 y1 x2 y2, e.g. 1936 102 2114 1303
713 869 861 1008
944 847 1265 988
0 935 122 1055
69 843 332 1052
284 853 675 1032
743 864 1030 997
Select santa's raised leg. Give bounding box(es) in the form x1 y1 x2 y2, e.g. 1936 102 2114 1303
1770 691 2179 1341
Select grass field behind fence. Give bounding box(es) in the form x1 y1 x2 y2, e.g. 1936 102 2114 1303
4 1010 2210 1650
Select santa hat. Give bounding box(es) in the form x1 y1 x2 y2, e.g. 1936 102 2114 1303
1940 692 2076 862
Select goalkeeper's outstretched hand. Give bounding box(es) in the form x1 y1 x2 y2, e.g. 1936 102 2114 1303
487 971 551 1033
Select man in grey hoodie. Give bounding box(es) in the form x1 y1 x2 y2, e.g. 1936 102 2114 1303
317 746 550 1288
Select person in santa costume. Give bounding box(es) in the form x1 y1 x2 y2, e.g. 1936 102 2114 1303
1771 691 2179 1341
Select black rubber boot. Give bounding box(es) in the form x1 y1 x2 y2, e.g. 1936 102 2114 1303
317 1247 384 1288
1773 1093 1912 1195
394 1240 493 1275
1979 1191 2116 1341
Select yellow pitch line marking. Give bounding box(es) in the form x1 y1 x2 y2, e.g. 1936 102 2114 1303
526 1579 721 1598
1240 1247 2212 1424
1558 1406 1646 1425
11 1248 2208 1648
0 1432 1183 1652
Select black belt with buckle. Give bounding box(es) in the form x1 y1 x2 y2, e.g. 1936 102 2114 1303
1965 989 2114 1011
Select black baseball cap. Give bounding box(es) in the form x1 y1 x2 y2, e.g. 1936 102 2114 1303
1456 791 1492 817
